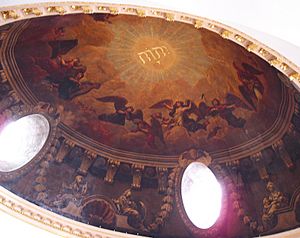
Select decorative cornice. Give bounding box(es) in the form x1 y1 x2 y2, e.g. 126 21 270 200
0 2 299 89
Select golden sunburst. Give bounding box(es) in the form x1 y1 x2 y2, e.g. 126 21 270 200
107 17 211 86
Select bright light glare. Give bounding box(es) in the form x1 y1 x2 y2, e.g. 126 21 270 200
0 114 50 172
181 162 222 229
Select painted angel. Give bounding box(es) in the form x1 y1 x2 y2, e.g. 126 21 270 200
233 62 264 111
149 99 192 128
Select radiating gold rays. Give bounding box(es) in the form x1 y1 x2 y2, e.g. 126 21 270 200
107 17 210 85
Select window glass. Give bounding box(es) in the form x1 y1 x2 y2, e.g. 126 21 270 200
181 162 222 229
0 114 50 172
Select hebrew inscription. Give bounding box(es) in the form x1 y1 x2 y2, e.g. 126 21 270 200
138 46 170 64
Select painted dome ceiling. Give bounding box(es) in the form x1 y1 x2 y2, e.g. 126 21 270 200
1 9 300 238
11 14 289 158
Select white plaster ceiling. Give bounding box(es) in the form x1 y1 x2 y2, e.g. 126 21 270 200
0 209 59 238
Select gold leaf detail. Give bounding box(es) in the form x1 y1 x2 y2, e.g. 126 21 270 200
1 10 19 20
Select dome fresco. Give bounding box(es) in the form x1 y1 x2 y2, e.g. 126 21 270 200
0 11 300 238
13 14 285 157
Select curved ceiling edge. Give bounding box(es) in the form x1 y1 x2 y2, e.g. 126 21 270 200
0 186 148 238
0 2 299 90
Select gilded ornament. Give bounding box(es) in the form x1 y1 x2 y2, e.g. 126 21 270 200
33 214 42 221
247 43 258 52
70 5 93 14
62 226 72 232
73 230 82 236
98 6 108 11
131 174 143 189
165 13 174 22
194 19 203 29
104 159 120 184
1 10 19 20
289 72 300 82
269 58 280 66
221 30 232 39
279 62 288 71
234 34 245 43
180 16 192 21
208 23 216 29
14 205 22 213
4 200 13 207
136 9 146 17
125 7 135 13
22 8 42 16
109 7 118 15
126 8 146 17
151 10 159 16
46 6 66 15
43 218 52 225
258 48 267 56
52 222 62 229
85 150 97 159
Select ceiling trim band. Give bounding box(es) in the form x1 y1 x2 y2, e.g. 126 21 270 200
0 2 299 90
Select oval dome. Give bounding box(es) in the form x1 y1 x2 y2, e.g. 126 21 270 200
11 13 288 160
0 8 299 238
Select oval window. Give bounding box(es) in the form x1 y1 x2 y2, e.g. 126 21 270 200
181 162 222 229
0 114 50 172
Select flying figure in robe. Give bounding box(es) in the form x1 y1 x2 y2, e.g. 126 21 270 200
233 62 264 111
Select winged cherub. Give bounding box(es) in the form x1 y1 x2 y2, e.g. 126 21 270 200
96 96 137 126
149 99 192 129
233 62 264 111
